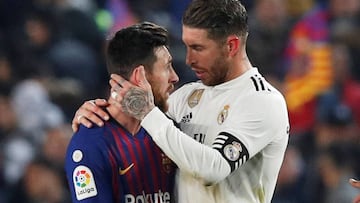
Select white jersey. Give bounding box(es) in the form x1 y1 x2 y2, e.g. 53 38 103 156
141 68 289 203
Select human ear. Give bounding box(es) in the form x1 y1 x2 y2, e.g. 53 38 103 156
227 35 240 57
131 65 147 86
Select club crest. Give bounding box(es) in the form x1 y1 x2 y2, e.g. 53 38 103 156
188 89 205 108
218 105 230 124
161 153 174 173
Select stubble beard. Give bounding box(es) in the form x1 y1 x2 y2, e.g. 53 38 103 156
202 52 229 86
149 80 169 113
153 90 168 113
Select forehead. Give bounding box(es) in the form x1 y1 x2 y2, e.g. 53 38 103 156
154 46 171 64
182 26 213 45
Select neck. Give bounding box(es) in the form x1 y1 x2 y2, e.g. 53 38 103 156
106 103 141 136
238 54 253 74
228 52 252 80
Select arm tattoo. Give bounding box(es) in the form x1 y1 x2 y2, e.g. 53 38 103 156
121 87 155 120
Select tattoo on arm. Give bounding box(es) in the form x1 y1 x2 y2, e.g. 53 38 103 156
121 87 155 120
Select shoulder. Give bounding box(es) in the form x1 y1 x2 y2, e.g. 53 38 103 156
65 124 113 172
241 69 284 99
66 123 116 158
70 125 106 145
234 70 287 114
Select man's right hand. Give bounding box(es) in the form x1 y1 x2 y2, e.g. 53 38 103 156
72 99 110 132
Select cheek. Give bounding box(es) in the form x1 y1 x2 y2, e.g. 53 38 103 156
201 50 222 68
150 75 167 92
197 53 211 65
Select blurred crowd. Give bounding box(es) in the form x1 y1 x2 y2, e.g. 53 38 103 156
0 0 359 202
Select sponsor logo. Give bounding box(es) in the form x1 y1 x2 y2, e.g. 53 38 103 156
73 165 97 200
181 112 192 123
119 163 134 175
125 190 171 203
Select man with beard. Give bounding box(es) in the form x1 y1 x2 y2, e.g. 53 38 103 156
65 22 178 203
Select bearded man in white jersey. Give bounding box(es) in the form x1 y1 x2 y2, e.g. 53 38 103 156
72 0 290 202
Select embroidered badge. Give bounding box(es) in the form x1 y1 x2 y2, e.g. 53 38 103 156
73 165 98 200
72 150 83 163
223 141 244 161
161 153 174 173
188 89 204 108
217 105 230 124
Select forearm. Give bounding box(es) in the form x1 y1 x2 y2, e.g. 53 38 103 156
141 107 231 184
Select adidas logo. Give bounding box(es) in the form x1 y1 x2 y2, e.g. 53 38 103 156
181 112 192 123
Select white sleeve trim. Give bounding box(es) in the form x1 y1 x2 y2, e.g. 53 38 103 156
141 107 231 184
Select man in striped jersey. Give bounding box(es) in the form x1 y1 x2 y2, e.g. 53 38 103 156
65 22 178 203
73 0 290 202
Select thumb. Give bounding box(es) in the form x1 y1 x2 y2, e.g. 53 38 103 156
350 178 360 187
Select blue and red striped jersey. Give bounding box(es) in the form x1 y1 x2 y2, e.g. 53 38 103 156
65 118 176 203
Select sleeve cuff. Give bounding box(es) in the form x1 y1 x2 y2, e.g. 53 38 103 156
141 107 171 139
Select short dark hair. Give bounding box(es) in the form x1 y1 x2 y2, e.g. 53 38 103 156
182 0 248 41
106 22 169 79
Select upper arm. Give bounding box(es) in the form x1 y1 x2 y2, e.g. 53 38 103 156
65 129 115 202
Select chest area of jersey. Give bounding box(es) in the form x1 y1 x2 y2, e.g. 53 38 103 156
110 137 176 186
178 89 235 145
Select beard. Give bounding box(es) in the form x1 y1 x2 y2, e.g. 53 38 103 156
202 51 229 86
153 89 168 113
147 77 169 113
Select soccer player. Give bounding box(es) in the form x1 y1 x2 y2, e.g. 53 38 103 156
65 22 178 202
73 0 290 202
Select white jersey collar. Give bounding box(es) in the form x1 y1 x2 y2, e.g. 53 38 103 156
207 67 259 90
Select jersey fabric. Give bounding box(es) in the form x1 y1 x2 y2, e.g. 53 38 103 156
65 118 176 203
141 68 289 203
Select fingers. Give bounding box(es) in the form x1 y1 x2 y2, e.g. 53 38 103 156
110 78 125 94
71 99 110 132
108 92 123 110
354 195 360 203
71 117 81 132
111 91 119 100
350 178 360 188
109 74 135 104
111 74 131 89
109 84 123 106
138 66 152 89
110 66 150 92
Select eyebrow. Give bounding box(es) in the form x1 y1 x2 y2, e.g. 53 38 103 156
189 44 204 49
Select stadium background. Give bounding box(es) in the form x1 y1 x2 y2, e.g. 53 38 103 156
0 0 359 202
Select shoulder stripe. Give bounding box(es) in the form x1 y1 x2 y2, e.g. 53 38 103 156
250 76 259 91
250 75 271 92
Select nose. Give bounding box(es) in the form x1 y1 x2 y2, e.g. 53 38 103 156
185 48 194 66
170 67 179 84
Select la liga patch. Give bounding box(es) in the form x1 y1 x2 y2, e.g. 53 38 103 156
73 165 98 200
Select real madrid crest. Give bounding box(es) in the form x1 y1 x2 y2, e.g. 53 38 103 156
188 89 204 108
217 105 230 124
223 142 241 161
